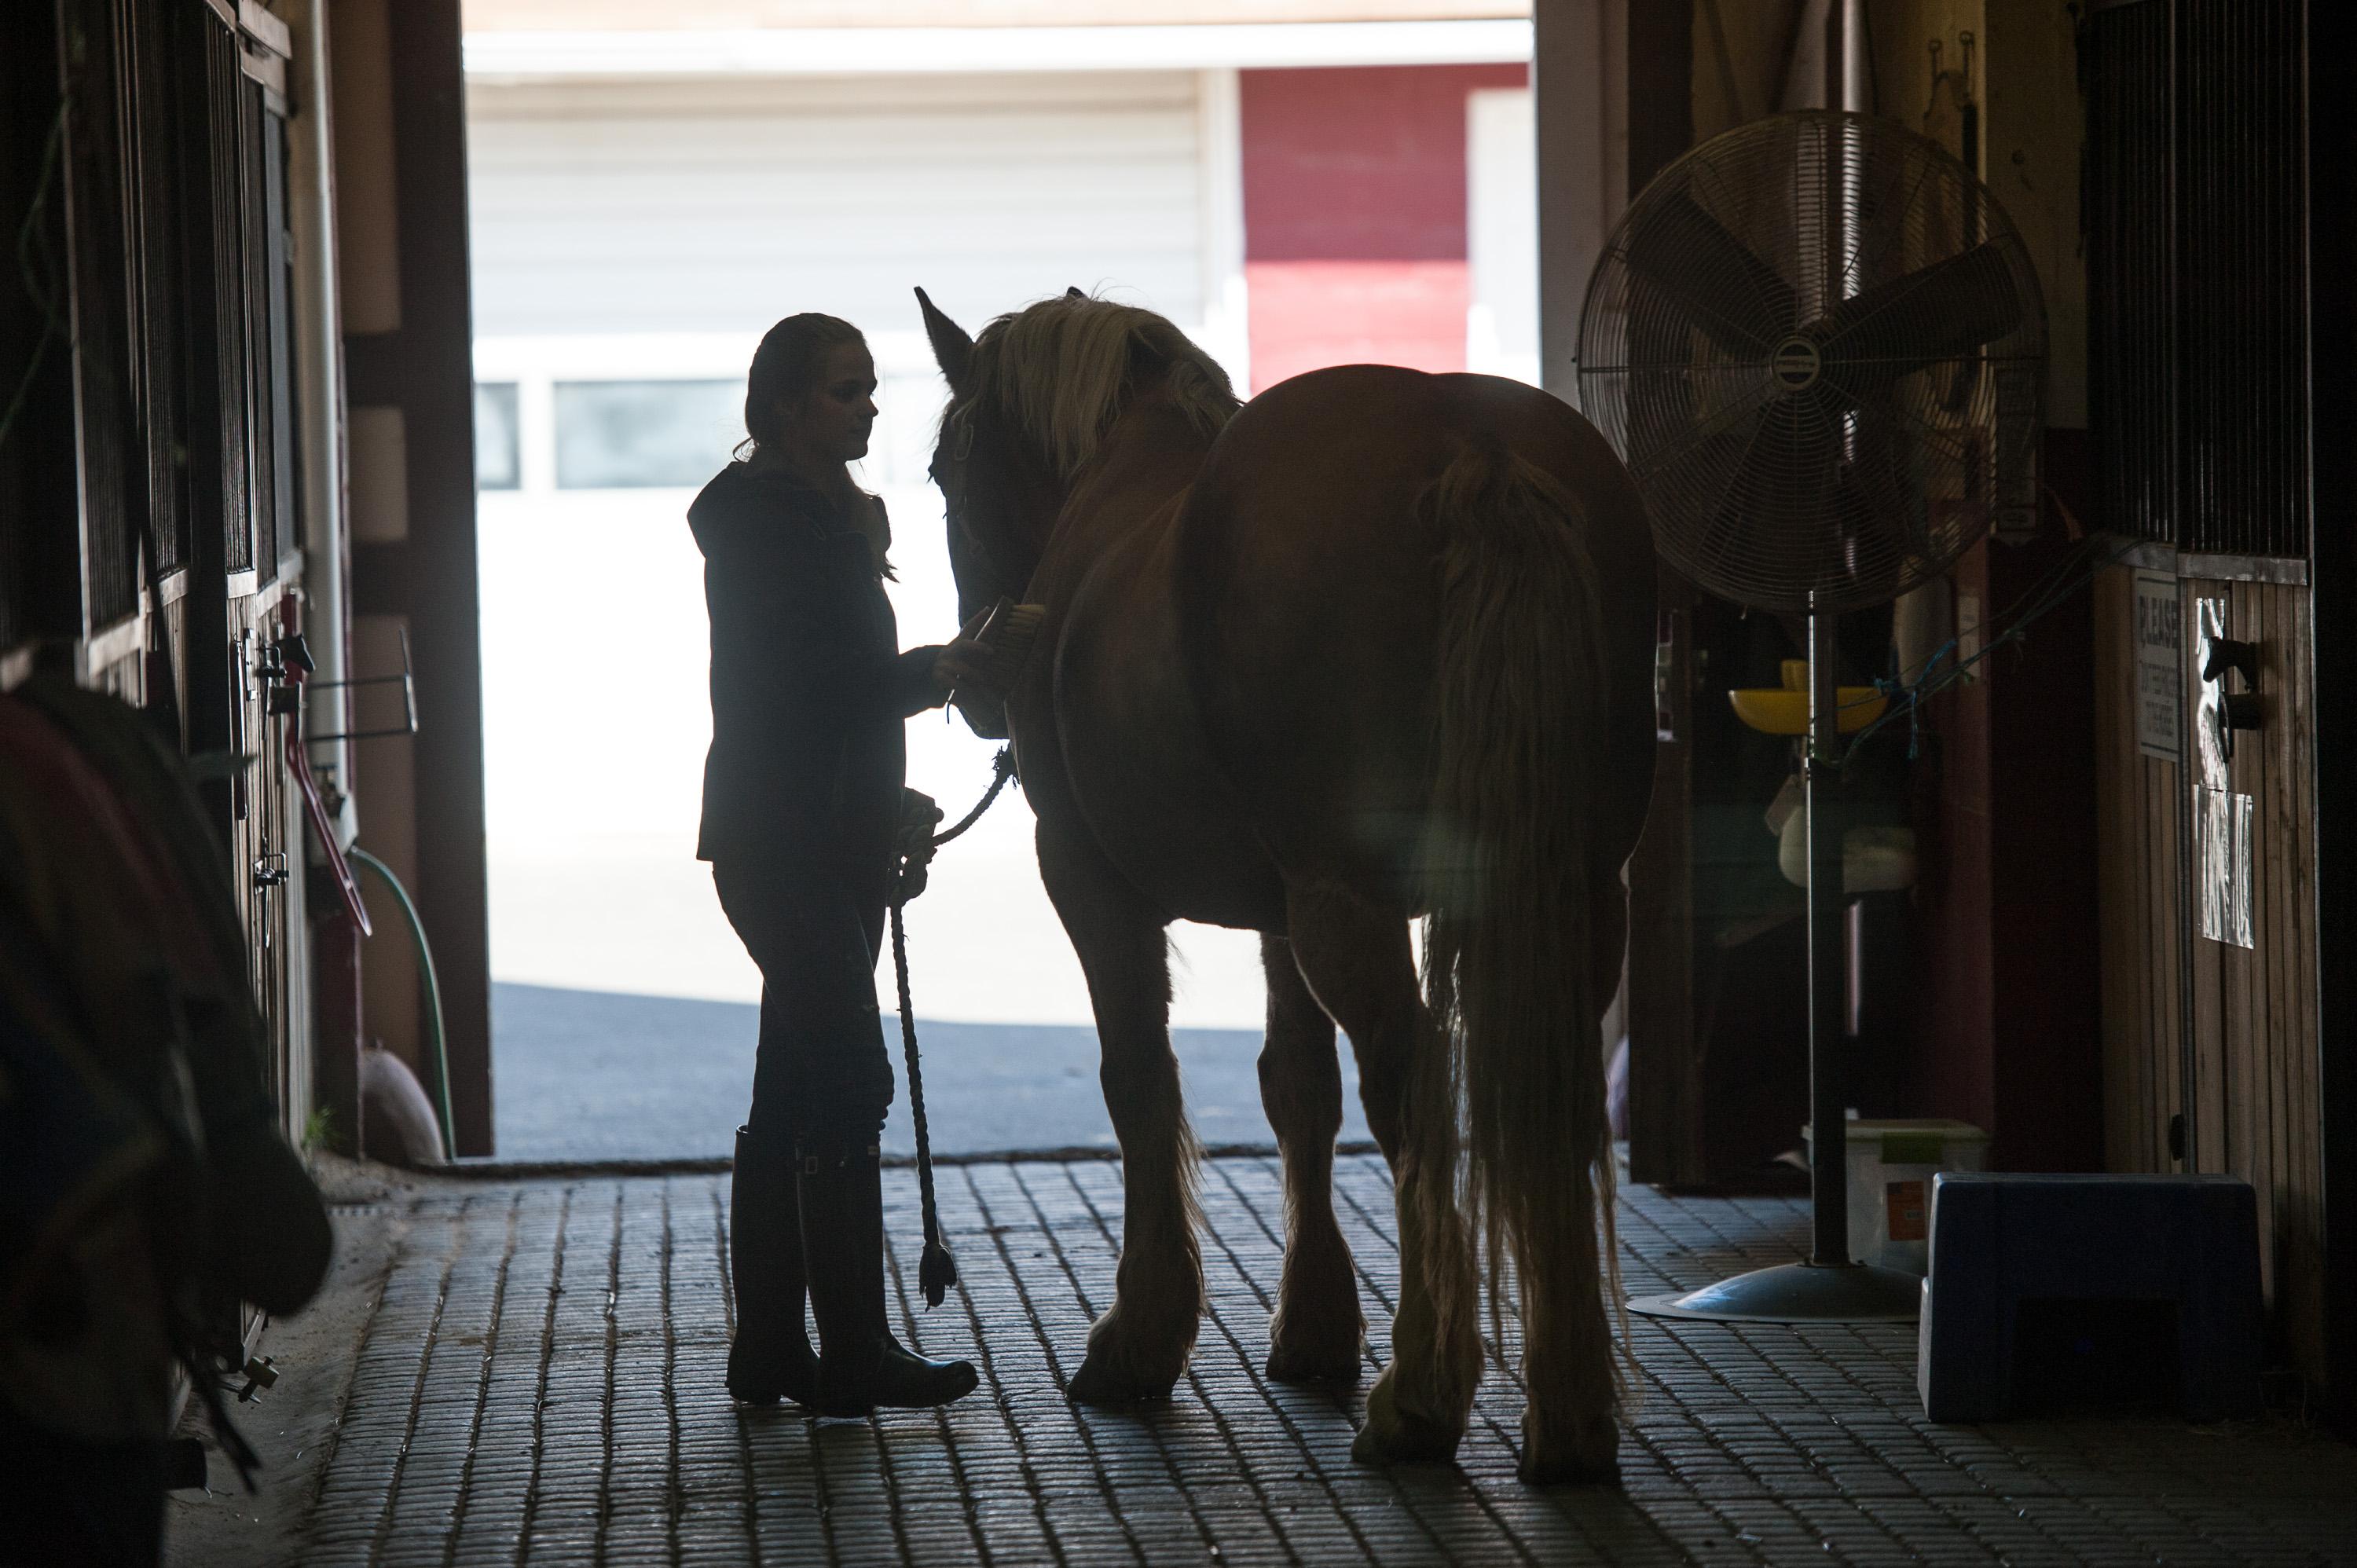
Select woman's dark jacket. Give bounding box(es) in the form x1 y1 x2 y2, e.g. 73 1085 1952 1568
690 463 940 881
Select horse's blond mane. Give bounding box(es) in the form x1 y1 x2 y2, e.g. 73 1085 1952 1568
951 294 1240 479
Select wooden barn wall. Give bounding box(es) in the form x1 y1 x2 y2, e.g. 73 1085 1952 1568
335 0 494 1153
2094 564 2325 1386
2091 566 2179 1177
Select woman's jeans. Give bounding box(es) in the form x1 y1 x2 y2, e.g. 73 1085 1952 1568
712 859 896 1144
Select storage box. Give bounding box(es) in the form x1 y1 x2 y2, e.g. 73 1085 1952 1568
1803 1118 1990 1274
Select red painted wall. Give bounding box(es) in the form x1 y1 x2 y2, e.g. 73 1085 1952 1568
1908 432 2106 1172
1239 64 1527 394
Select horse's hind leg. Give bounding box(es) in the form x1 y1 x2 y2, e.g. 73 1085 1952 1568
1257 934 1363 1383
1518 881 1631 1480
1037 822 1202 1405
1284 878 1480 1466
1517 881 1629 1484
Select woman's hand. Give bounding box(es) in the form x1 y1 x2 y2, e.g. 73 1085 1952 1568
898 787 945 844
896 788 946 899
930 606 995 694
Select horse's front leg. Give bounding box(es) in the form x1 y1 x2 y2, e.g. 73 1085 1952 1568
1037 822 1203 1404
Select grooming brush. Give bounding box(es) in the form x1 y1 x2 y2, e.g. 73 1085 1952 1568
950 598 1045 709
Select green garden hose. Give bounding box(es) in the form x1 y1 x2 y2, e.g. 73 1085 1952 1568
348 847 456 1162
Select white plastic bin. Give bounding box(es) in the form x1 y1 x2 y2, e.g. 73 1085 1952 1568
1802 1118 1991 1274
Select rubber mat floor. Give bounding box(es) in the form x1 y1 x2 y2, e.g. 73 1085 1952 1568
174 1155 2357 1566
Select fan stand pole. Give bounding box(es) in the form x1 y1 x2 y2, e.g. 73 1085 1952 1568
1804 599 1851 1269
1627 599 1920 1324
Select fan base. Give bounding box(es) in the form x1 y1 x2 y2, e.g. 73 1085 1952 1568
1628 1260 1921 1324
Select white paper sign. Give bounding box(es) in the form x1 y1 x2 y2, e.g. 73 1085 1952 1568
2132 573 2180 762
2194 598 2234 791
2197 786 2256 949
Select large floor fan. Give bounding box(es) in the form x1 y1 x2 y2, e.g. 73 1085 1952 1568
1579 111 2047 1321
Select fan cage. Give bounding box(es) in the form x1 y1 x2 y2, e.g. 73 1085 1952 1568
1578 111 2047 615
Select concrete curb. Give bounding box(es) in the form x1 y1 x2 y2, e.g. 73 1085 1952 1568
426 1140 1387 1181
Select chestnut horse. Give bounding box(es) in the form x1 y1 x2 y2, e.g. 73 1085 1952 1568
917 289 1656 1482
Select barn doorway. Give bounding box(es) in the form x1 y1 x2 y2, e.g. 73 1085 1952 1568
459 7 1541 1159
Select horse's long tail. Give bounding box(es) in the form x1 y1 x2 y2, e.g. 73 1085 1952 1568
1415 442 1623 1412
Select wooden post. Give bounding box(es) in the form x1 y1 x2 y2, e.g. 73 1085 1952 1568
332 0 493 1154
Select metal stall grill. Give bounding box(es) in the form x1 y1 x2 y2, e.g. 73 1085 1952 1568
2086 0 2311 561
60 0 145 629
126 0 192 584
2175 0 2308 559
2085 0 2173 546
255 95 297 583
204 14 254 577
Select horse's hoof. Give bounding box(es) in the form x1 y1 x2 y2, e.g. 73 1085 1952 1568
1266 1342 1364 1385
1518 1411 1622 1486
1266 1256 1362 1384
1066 1296 1196 1405
1068 1346 1182 1405
1349 1365 1463 1466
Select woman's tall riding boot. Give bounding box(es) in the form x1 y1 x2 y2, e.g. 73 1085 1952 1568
726 1126 819 1405
796 1137 979 1416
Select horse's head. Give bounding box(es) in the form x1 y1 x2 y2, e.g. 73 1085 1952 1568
916 285 1239 626
917 287 1061 629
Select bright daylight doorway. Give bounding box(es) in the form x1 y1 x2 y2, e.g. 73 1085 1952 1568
464 3 1540 1160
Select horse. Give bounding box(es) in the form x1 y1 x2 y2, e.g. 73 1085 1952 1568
915 288 1657 1483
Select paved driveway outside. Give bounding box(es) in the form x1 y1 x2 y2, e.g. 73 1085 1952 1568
492 982 1373 1160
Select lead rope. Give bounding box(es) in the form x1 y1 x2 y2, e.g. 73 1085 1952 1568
893 746 1017 1306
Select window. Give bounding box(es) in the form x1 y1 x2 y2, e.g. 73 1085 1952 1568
475 382 520 490
552 379 741 489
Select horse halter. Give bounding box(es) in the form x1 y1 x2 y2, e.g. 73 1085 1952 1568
933 405 1028 605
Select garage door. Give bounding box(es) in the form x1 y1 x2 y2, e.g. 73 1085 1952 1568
466 70 1208 339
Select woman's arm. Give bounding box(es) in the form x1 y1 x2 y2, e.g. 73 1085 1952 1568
882 606 999 720
711 542 961 738
883 647 948 719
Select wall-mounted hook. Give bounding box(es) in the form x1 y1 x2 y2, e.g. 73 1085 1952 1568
2202 636 2258 689
2198 626 2264 764
307 627 420 742
236 1355 279 1402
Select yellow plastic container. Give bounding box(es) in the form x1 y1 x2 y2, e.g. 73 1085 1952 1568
1728 658 1889 735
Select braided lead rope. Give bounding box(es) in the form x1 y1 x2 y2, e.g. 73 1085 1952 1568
930 746 1017 848
889 897 957 1306
893 745 1017 1307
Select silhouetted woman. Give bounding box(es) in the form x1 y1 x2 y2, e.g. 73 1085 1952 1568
691 313 981 1415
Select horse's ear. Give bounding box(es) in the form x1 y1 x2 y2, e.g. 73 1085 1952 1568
1065 286 1086 300
915 287 973 390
